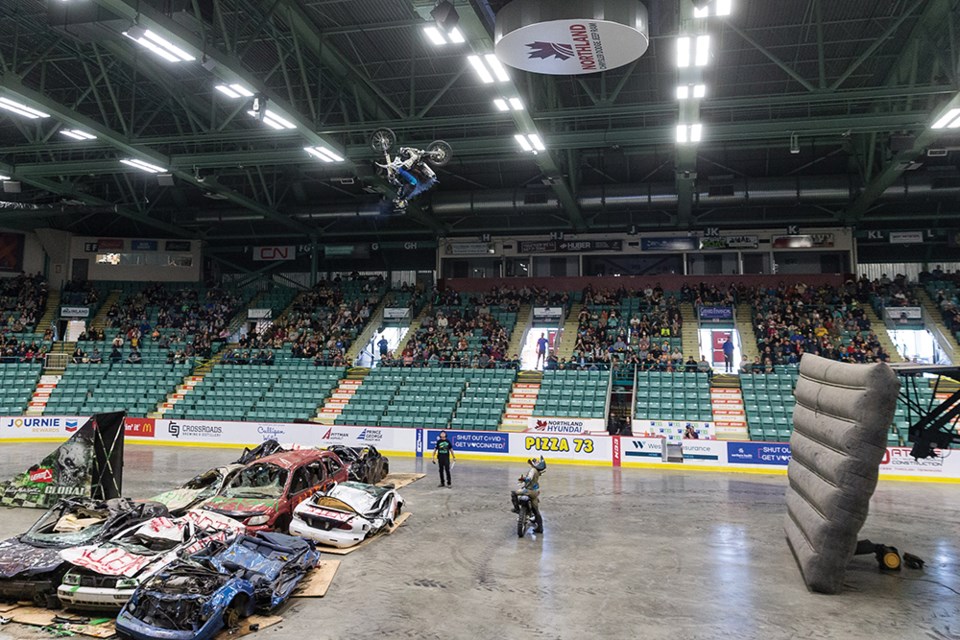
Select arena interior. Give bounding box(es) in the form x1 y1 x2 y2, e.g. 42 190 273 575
0 0 958 638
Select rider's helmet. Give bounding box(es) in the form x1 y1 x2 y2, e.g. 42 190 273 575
528 456 546 472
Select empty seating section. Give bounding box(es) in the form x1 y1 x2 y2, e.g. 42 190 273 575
44 363 190 416
335 369 515 429
741 368 799 442
535 370 607 418
169 363 344 422
635 372 711 421
0 363 42 413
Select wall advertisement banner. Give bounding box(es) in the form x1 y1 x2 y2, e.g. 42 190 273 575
883 307 922 323
1 416 956 481
527 417 607 434
383 308 411 321
699 306 733 321
635 420 715 441
61 306 90 318
532 307 564 324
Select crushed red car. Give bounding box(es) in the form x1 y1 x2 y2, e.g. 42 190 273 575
198 449 348 533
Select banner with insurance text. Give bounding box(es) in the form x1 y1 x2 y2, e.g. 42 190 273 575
1 416 957 482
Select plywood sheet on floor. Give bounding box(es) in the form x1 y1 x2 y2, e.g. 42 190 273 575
3 606 116 638
377 473 425 489
213 614 281 639
294 559 340 598
0 602 19 612
318 512 411 556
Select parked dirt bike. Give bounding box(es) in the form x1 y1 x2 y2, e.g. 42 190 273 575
516 494 535 538
369 127 452 208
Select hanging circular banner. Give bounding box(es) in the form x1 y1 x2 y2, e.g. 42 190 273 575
494 0 649 75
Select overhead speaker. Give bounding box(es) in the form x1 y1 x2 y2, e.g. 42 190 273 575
157 173 175 186
2 181 21 193
430 1 460 31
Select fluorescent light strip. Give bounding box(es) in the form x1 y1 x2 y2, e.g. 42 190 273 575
931 108 960 129
948 117 960 129
0 175 9 180
448 27 465 43
716 0 732 16
690 123 703 143
142 30 195 62
230 84 254 97
61 129 97 140
693 6 709 17
528 134 545 151
508 97 524 110
676 85 690 100
124 32 179 62
264 110 295 129
676 124 703 144
484 54 510 81
120 158 165 173
305 146 344 163
695 35 711 66
676 124 688 144
215 85 241 99
677 36 691 68
514 134 533 152
468 55 494 83
423 26 446 46
494 98 509 111
0 97 50 119
694 84 706 98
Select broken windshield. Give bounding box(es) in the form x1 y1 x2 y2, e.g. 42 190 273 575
223 463 288 499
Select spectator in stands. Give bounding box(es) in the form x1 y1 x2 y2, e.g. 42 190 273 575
109 346 122 364
684 355 698 372
89 348 102 364
684 425 699 439
722 337 735 373
126 349 142 364
739 356 752 375
696 356 711 374
72 347 86 364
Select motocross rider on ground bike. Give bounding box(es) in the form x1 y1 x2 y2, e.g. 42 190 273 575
382 146 438 209
511 456 546 534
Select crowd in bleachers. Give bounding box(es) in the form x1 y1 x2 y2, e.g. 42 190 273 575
0 334 49 363
746 281 890 369
0 273 47 332
566 284 682 370
61 279 99 307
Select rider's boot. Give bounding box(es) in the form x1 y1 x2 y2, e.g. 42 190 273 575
532 509 543 533
510 494 520 514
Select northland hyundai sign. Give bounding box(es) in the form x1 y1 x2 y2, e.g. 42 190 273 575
495 0 649 75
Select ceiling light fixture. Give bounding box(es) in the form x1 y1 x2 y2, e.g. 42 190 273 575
676 123 703 144
931 107 960 129
494 98 509 111
0 97 50 119
695 35 711 66
676 84 707 100
215 84 254 99
247 109 296 130
423 25 465 46
120 158 166 174
484 54 510 81
60 129 97 140
515 133 545 153
677 35 710 68
122 25 195 63
0 175 9 181
694 0 732 17
468 55 495 83
508 97 524 110
304 146 345 163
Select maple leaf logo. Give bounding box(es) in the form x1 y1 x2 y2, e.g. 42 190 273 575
526 42 574 61
535 420 548 431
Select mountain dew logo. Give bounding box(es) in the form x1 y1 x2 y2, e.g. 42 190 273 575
527 41 574 61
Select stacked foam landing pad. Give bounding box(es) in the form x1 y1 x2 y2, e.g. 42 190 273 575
785 354 900 594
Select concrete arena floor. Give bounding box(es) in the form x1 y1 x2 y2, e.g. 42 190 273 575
0 444 958 640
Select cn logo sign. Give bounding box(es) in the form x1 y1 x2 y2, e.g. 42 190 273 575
253 245 296 261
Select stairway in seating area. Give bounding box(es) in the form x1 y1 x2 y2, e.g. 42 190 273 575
345 298 390 363
862 306 905 363
709 374 749 440
505 304 532 358
553 303 581 362
735 303 759 362
89 289 121 332
26 373 61 416
37 289 61 332
151 344 235 417
680 302 699 360
500 370 541 431
392 305 431 356
315 368 369 424
918 289 960 364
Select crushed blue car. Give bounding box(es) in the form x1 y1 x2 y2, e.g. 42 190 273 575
116 531 320 640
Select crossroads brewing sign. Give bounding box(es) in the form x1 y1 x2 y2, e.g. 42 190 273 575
495 0 649 75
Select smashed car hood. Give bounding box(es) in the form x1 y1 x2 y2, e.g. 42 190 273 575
201 496 278 516
318 482 392 515
0 538 64 578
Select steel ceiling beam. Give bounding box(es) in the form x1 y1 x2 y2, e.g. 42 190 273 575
0 73 315 235
845 0 954 222
5 110 931 177
411 0 586 231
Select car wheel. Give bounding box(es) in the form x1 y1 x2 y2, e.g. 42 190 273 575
222 596 246 631
275 514 292 534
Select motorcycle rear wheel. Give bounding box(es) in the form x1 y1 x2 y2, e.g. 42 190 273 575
517 503 528 538
370 128 396 153
426 140 453 166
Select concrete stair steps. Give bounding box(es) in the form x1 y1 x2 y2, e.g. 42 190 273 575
918 289 960 363
346 297 391 363
554 303 582 362
735 303 760 361
679 302 699 360
37 289 62 331
505 304 533 357
863 306 905 363
89 290 122 332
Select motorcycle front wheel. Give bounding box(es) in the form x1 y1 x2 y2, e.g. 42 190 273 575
370 128 396 153
426 140 453 166
517 503 528 538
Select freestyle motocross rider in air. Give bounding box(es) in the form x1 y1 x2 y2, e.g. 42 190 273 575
511 456 546 534
379 146 438 209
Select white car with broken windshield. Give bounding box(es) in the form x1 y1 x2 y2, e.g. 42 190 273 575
289 481 403 549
